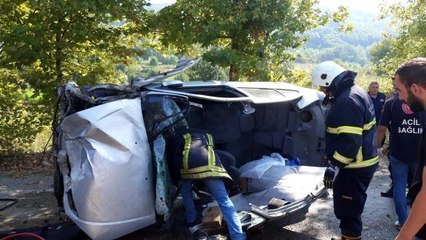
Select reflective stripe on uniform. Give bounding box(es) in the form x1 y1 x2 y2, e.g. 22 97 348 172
182 133 192 170
327 126 363 135
207 133 215 167
333 148 378 168
181 165 229 175
327 119 376 135
333 151 353 165
181 171 231 180
181 160 231 179
180 132 231 180
363 119 376 130
355 147 363 163
346 156 379 168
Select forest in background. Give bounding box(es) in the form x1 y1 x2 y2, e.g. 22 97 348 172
0 0 424 156
297 10 388 66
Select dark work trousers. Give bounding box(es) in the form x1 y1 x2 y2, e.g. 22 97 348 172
333 164 377 237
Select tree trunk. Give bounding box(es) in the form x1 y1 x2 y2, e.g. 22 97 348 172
229 65 239 81
55 30 63 84
229 37 240 81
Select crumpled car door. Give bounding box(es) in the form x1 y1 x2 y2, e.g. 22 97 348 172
57 98 155 240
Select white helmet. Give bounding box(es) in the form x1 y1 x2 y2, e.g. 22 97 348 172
312 61 346 87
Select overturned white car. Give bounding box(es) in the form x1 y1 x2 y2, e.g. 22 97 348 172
52 59 328 240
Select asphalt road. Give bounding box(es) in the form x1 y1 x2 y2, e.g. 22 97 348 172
0 157 400 240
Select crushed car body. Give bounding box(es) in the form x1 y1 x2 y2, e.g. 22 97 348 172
52 59 328 240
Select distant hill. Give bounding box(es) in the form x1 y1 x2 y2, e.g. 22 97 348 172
296 10 390 66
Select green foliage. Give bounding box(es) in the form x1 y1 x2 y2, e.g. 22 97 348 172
370 1 426 78
185 60 228 81
0 0 152 99
164 55 179 65
0 0 153 154
291 62 394 97
0 69 49 155
369 36 395 77
152 0 346 81
149 56 159 66
282 67 312 88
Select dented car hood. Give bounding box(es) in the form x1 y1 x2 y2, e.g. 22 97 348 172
57 98 156 240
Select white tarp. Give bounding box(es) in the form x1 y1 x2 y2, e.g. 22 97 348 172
232 165 326 211
239 153 289 179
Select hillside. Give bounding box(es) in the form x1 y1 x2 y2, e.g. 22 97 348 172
296 10 391 66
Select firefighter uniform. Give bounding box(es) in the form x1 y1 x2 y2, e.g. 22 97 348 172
180 130 231 180
312 61 379 240
168 128 246 240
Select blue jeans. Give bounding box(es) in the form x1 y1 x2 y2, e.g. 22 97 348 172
181 178 246 240
390 155 417 225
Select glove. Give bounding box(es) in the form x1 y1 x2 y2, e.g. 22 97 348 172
323 165 339 189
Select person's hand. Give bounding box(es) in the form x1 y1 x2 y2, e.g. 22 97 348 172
382 147 389 156
323 165 339 189
395 232 414 240
377 147 383 156
377 147 389 157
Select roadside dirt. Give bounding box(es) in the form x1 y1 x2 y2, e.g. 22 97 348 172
0 153 399 240
0 153 64 232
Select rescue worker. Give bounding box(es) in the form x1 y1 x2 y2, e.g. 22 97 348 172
312 61 379 240
393 57 426 240
367 81 394 198
167 128 246 240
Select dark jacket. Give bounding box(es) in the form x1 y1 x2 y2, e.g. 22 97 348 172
325 71 379 169
168 128 231 180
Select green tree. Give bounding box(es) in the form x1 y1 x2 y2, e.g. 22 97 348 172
0 0 151 102
186 60 228 81
164 55 179 65
0 0 152 154
152 0 348 81
369 36 395 76
149 56 159 66
371 0 426 77
0 69 46 155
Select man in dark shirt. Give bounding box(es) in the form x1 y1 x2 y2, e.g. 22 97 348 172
377 96 424 230
368 81 387 124
368 81 395 198
393 57 426 240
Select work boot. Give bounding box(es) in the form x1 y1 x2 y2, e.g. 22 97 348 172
380 187 393 198
331 235 361 240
